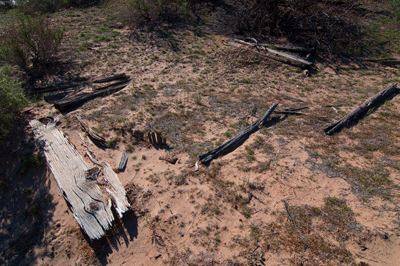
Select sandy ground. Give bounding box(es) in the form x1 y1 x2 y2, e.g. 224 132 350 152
1 3 400 266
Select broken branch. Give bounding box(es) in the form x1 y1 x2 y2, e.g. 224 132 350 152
199 102 279 164
324 83 398 135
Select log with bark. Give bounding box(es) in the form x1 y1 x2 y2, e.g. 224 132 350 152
199 102 279 164
324 82 398 135
29 118 129 240
54 79 131 111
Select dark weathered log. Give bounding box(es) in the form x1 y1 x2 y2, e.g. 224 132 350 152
76 116 107 146
199 102 279 164
93 78 131 91
54 80 131 111
365 58 400 66
324 83 398 135
92 73 127 83
116 151 128 172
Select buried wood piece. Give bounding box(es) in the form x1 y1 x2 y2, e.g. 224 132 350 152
324 82 398 135
76 116 106 146
29 119 128 240
159 155 178 164
116 151 128 173
54 80 131 111
199 102 279 164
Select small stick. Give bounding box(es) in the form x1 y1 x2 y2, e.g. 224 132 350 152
277 92 307 103
213 214 221 222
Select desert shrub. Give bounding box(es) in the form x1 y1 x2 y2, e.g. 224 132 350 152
0 15 64 72
123 0 190 26
229 0 364 56
390 0 400 20
0 65 28 137
20 0 100 13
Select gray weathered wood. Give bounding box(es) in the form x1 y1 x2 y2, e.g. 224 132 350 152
324 83 398 135
199 102 279 164
29 119 129 240
76 116 107 146
117 151 128 172
86 152 130 218
232 38 313 68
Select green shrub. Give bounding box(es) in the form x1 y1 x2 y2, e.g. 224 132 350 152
0 15 64 72
0 65 28 137
123 0 190 25
390 0 400 20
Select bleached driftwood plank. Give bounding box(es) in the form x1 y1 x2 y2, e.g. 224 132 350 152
86 152 130 218
29 119 128 240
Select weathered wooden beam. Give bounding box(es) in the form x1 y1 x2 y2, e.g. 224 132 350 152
86 152 130 218
324 83 398 135
199 102 279 164
29 119 129 240
54 80 131 111
116 151 128 173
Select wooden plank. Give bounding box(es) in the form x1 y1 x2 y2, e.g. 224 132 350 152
324 83 398 135
54 80 131 111
86 152 130 218
29 119 129 239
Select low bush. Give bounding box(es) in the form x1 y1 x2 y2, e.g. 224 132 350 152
0 15 64 72
0 65 28 137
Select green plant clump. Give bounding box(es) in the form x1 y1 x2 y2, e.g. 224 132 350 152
0 66 28 137
0 15 64 72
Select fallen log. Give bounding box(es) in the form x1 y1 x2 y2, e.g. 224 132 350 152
93 78 131 91
54 79 131 111
364 58 400 67
86 152 130 218
232 38 313 68
33 73 128 94
199 102 279 164
324 82 398 135
258 43 315 53
76 116 107 146
29 119 129 240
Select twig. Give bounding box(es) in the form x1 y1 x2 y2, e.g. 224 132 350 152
277 92 307 103
213 214 221 222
